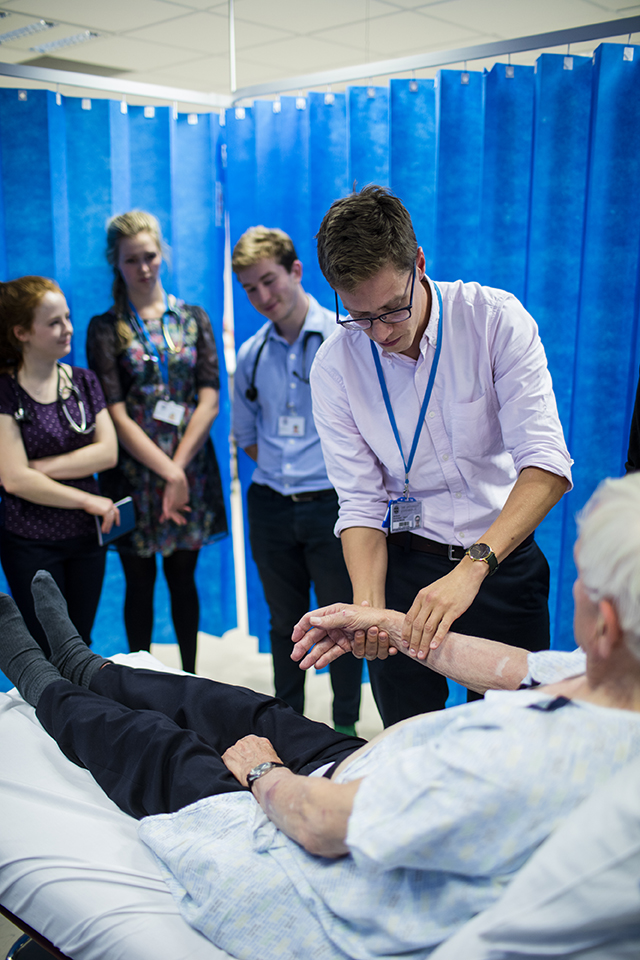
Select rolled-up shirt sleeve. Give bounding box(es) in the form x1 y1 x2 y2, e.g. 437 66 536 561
311 357 390 536
489 295 573 486
233 341 258 450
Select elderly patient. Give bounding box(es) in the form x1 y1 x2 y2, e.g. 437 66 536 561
2 476 640 960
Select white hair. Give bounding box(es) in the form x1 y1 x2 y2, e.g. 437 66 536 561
577 473 640 660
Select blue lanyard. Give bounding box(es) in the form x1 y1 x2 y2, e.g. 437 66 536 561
128 293 176 387
370 282 443 496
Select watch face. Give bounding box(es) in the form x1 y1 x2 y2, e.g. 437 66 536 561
469 542 491 561
249 763 273 778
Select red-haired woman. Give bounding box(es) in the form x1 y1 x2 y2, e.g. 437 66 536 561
0 276 119 651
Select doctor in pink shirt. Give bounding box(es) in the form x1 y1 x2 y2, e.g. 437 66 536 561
310 185 572 726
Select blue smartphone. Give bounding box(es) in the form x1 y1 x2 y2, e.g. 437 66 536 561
96 496 136 547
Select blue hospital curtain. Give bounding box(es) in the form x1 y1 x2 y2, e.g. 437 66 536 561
0 93 235 688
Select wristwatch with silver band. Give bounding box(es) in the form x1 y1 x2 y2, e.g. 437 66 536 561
246 761 286 792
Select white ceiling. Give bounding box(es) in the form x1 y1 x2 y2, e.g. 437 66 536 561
0 0 637 108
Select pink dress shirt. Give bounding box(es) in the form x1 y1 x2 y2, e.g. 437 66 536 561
310 277 573 548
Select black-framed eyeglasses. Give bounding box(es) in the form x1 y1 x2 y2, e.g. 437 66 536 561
335 262 416 331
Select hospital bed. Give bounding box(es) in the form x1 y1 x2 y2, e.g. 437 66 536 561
2 652 638 960
0 653 232 960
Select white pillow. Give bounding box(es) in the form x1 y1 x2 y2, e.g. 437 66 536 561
431 756 640 959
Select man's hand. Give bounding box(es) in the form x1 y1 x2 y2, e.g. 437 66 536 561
291 602 399 670
402 558 488 657
222 735 283 787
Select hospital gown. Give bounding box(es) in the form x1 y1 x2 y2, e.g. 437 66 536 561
139 655 639 960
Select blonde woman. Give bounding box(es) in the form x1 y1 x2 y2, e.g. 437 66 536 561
86 211 227 673
0 275 119 650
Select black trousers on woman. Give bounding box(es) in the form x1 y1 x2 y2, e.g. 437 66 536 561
35 663 366 820
0 529 106 653
118 549 200 673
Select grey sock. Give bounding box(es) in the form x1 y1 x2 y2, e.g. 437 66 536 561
31 570 106 688
0 593 65 706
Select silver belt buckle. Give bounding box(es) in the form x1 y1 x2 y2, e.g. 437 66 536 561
448 544 462 562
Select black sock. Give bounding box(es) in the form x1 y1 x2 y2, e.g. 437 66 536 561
31 570 105 688
0 593 64 706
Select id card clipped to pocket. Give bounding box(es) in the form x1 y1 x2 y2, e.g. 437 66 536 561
382 497 423 534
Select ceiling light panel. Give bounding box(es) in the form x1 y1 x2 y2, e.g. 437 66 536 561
0 0 181 33
31 30 99 53
0 19 54 44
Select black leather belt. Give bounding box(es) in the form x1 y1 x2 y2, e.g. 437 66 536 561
289 489 334 502
387 531 535 561
255 485 335 503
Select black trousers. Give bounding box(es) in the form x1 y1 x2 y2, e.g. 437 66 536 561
118 549 200 674
247 484 362 725
35 663 367 820
0 529 106 653
368 538 551 727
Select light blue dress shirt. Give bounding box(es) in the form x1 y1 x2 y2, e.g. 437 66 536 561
233 295 339 495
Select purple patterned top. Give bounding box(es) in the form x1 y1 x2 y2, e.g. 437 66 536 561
0 367 107 540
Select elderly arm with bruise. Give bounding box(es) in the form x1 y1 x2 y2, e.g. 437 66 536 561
222 734 360 858
291 604 529 695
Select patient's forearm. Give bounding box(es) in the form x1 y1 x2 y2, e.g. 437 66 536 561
426 633 529 693
376 613 529 693
295 604 530 692
253 768 360 858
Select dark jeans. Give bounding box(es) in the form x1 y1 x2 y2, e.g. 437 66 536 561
247 484 362 726
0 528 106 653
368 539 551 727
36 663 367 820
118 549 200 674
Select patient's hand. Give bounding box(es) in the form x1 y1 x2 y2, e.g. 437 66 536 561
291 603 402 670
222 735 283 787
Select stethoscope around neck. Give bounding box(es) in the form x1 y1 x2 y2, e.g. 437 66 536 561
245 329 324 402
13 363 95 435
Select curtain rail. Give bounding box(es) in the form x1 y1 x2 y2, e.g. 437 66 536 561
232 15 640 102
0 15 637 110
0 61 232 108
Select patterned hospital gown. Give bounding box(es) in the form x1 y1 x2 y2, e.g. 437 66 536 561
139 652 640 960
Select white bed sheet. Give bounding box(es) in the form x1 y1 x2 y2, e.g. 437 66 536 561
0 652 231 960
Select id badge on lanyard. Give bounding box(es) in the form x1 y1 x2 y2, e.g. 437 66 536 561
130 297 187 427
374 282 444 534
278 415 305 437
383 496 423 533
153 399 185 425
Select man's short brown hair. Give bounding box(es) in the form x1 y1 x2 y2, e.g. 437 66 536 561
232 226 298 274
316 185 418 292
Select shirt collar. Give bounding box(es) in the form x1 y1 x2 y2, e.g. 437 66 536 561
267 294 326 344
379 276 441 364
419 276 441 354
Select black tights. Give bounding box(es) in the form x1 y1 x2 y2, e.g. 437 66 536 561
118 550 200 673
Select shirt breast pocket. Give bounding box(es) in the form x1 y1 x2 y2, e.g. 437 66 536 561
448 392 502 460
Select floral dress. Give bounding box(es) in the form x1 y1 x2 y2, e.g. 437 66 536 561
87 298 227 558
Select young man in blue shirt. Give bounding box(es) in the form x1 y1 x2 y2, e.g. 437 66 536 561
232 226 362 734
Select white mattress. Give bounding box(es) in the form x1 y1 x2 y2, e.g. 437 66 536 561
0 652 231 960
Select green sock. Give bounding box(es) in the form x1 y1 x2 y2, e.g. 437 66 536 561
334 722 358 737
